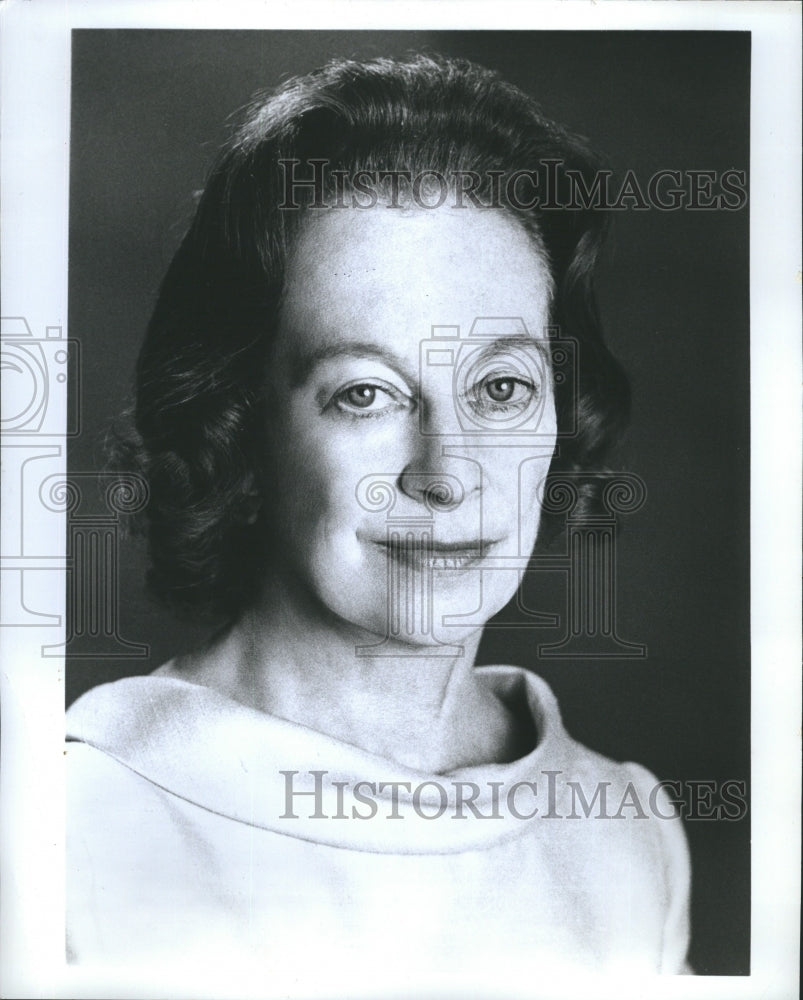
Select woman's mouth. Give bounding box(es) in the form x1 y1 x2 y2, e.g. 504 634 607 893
372 536 497 570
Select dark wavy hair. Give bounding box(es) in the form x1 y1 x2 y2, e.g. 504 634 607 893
119 54 630 620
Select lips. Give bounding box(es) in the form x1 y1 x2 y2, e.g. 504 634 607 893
373 536 497 570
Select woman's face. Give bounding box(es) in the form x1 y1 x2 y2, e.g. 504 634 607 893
265 205 557 647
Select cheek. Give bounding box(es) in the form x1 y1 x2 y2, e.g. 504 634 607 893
269 415 393 544
482 406 557 487
479 412 557 536
274 447 353 540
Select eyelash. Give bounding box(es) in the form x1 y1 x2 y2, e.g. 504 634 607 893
328 380 411 419
461 375 538 415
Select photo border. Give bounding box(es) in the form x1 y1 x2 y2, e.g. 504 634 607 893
1 2 800 998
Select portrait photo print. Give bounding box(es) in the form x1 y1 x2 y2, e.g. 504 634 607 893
58 27 751 991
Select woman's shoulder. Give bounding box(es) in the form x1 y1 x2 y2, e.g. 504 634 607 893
476 664 659 781
66 669 221 741
477 665 691 854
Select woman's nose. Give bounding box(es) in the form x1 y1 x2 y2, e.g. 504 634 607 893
397 466 467 511
397 403 480 510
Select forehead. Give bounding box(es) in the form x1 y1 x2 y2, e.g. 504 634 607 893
277 206 553 362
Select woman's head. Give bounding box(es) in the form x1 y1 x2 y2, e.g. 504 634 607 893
267 203 555 644
127 54 629 625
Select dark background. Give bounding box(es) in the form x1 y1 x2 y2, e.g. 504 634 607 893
67 30 751 975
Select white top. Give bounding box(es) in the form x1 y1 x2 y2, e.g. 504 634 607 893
66 666 691 996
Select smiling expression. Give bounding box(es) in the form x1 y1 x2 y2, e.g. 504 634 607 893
264 205 557 648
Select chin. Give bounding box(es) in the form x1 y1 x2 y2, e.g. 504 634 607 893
339 573 512 654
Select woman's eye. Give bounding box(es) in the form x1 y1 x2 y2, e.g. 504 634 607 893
345 385 378 408
328 381 408 418
471 375 537 412
484 378 517 403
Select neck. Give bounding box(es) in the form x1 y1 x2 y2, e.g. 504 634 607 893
171 574 523 773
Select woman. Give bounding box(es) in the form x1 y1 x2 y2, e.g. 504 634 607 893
66 55 691 991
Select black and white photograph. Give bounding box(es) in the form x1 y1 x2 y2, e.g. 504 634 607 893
0 3 800 999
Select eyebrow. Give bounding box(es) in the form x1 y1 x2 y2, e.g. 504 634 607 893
473 336 552 366
288 341 420 389
287 334 552 389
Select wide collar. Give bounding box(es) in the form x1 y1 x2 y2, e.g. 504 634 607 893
67 665 579 854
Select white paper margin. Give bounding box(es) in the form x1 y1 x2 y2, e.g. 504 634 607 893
1 2 800 998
